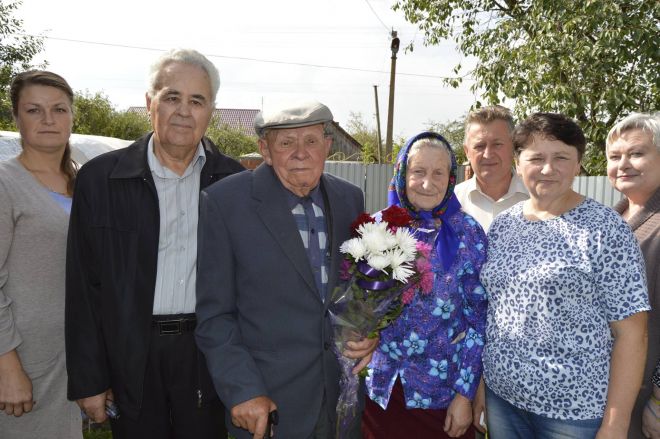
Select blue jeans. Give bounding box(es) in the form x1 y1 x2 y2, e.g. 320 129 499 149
485 386 602 439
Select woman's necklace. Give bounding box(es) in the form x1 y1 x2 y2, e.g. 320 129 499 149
17 154 69 196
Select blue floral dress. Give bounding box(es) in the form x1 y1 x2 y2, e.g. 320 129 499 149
366 211 488 409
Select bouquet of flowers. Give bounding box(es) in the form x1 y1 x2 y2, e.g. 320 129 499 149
329 205 434 438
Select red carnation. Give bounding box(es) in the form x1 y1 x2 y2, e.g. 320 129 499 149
381 205 412 228
350 212 376 237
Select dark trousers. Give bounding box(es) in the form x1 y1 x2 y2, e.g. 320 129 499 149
362 378 475 439
110 316 225 439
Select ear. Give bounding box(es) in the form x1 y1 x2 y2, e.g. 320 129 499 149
515 158 522 176
324 136 333 156
145 93 152 114
258 138 272 165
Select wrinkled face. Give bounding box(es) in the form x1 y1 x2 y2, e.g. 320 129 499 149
406 146 451 211
146 62 214 152
516 136 581 202
607 129 660 201
259 124 331 197
464 120 514 187
14 85 73 153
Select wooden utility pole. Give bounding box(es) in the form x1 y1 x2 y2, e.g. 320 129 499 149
373 85 383 163
385 30 400 160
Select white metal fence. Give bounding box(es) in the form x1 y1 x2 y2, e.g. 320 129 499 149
324 162 623 212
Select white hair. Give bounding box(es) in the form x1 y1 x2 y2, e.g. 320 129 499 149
606 112 660 153
147 48 220 105
409 137 451 163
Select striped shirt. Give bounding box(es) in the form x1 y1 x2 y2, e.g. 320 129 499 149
286 186 329 300
147 137 205 315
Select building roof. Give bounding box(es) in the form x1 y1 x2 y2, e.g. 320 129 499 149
127 107 259 135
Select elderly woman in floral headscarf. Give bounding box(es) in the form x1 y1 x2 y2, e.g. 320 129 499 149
362 132 488 438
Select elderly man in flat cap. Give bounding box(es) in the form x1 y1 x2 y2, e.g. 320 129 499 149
196 101 377 439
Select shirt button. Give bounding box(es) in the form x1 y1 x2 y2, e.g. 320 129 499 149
180 210 185 216
324 342 331 350
179 279 184 285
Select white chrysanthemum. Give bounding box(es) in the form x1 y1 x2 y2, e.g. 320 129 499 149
360 222 392 254
392 264 415 283
386 249 406 268
340 237 367 261
395 228 418 259
386 249 415 282
366 253 390 271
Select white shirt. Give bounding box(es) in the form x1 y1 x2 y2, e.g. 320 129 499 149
147 136 206 315
454 173 528 231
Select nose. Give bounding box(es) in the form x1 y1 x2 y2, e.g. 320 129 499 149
482 144 495 158
541 161 555 174
43 110 55 125
292 141 309 160
176 101 192 117
617 154 631 170
421 176 433 190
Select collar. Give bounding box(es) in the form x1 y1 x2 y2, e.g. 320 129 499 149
109 133 238 180
465 171 528 200
147 136 206 178
284 180 324 210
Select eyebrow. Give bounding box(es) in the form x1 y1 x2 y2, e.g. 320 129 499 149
162 89 208 102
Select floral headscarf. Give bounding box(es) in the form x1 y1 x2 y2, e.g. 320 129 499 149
387 131 461 271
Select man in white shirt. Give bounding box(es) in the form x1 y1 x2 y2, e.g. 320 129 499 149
454 105 528 438
454 105 528 232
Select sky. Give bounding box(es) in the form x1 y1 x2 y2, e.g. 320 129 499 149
16 0 479 140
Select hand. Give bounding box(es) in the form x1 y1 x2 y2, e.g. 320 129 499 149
76 389 113 423
444 393 472 438
0 350 34 417
231 396 278 439
472 377 487 433
344 336 379 375
642 399 660 439
595 423 628 439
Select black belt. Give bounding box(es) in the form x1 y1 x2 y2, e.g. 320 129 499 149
152 314 196 336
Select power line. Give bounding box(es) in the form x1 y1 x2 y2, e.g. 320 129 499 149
363 0 390 33
29 34 469 81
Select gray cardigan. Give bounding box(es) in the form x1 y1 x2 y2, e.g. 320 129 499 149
0 157 81 438
615 187 660 439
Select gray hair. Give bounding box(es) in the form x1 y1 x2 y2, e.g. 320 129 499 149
606 112 660 152
408 137 451 170
147 48 220 105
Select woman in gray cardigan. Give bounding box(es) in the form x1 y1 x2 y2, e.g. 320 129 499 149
0 71 82 438
606 112 660 439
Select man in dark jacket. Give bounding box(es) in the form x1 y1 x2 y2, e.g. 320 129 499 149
196 102 377 439
65 48 244 439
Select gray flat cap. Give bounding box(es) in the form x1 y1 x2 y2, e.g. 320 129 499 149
254 101 333 137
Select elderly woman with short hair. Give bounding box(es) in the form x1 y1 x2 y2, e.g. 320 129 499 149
481 112 649 439
606 112 660 439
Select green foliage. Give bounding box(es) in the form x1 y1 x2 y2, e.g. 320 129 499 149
83 428 113 439
106 110 151 140
205 120 259 159
72 91 150 140
393 0 660 175
73 91 115 135
345 111 383 163
425 116 467 165
0 0 45 128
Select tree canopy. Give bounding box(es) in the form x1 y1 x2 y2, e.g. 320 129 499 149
394 0 659 174
0 0 44 128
